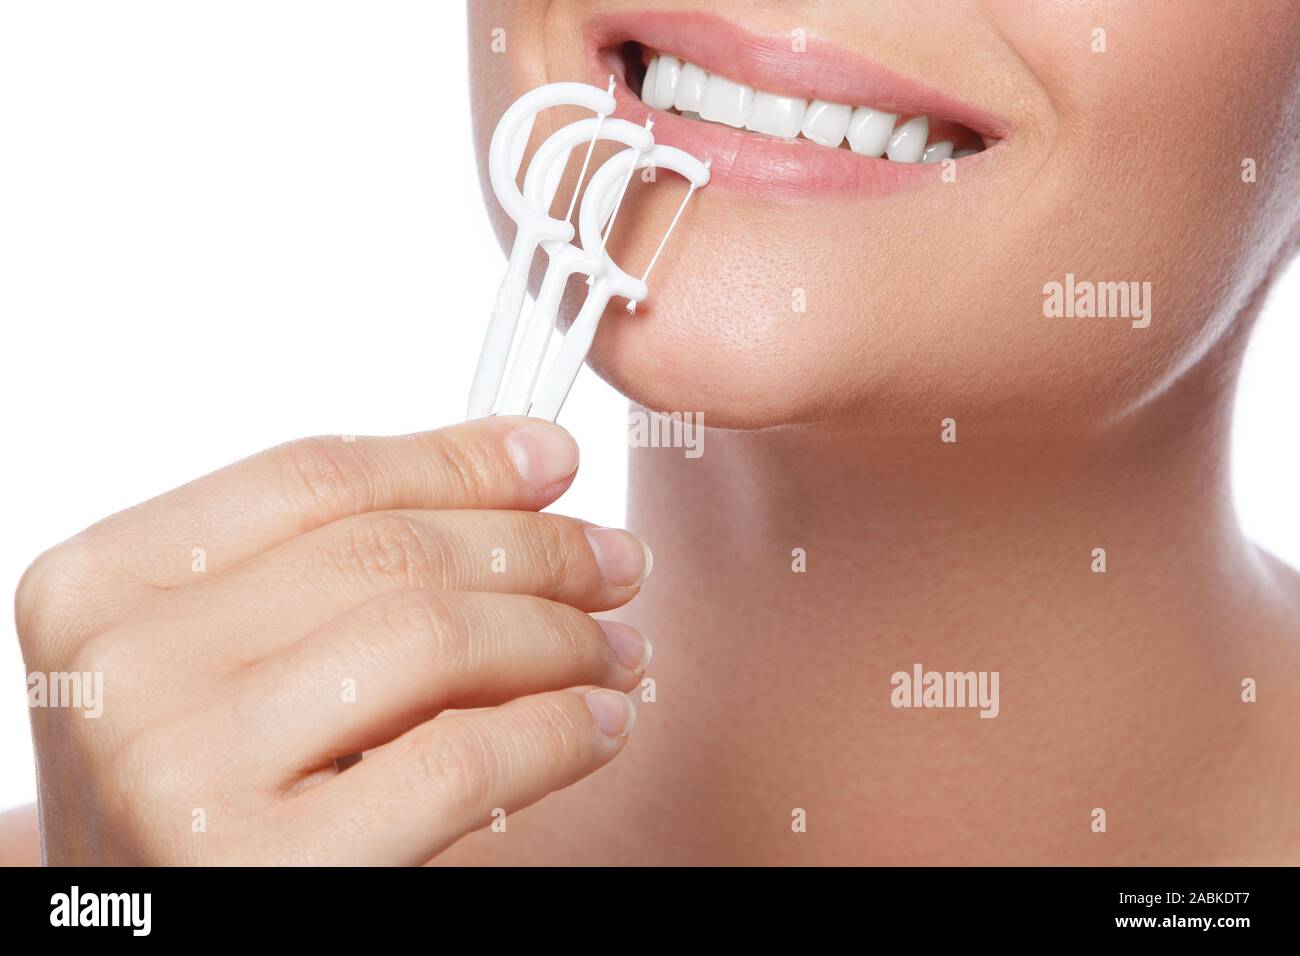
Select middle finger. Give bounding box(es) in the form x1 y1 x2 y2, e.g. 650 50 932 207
129 509 652 665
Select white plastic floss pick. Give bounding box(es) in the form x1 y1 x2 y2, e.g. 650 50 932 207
466 78 711 422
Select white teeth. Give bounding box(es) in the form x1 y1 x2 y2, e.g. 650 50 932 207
674 61 708 112
642 58 659 105
846 106 896 157
699 74 754 128
746 91 807 139
637 52 987 162
886 116 929 163
801 100 852 147
922 141 954 163
649 55 682 111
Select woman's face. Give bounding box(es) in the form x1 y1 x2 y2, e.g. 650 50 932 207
468 0 1300 431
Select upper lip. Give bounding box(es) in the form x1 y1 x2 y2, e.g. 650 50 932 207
585 10 1011 142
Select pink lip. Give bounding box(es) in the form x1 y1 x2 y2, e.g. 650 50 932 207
584 10 1009 201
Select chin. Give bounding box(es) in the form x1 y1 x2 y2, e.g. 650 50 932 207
584 322 821 432
568 254 857 430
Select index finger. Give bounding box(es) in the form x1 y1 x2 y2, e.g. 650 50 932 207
80 416 579 590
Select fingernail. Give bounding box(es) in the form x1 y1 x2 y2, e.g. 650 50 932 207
584 689 637 737
598 620 652 673
585 527 653 588
505 423 579 489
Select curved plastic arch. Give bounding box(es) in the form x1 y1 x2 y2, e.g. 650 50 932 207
468 81 616 419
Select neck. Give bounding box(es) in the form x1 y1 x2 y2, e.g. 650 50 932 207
617 364 1299 864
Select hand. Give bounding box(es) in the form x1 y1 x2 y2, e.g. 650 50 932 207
14 417 651 864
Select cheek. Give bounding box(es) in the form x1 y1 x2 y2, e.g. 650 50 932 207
975 1 1300 406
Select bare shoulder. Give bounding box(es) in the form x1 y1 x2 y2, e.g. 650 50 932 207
0 804 40 866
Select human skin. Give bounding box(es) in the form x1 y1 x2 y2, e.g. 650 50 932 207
7 0 1300 865
435 0 1300 863
12 418 652 864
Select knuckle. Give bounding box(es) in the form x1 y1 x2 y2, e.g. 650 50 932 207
428 433 501 503
275 436 374 517
533 599 597 668
332 513 443 585
522 696 586 765
408 727 494 819
100 717 218 864
518 517 583 600
105 726 184 814
376 589 468 669
65 628 133 686
14 537 104 655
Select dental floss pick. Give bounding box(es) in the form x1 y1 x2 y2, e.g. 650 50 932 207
469 79 710 422
563 76 617 225
596 116 655 257
626 157 709 315
530 143 709 421
496 116 655 416
467 80 616 420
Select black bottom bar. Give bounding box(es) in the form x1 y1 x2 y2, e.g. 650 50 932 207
0 866 1287 941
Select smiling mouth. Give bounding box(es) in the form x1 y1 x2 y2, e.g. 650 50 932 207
586 11 1009 200
623 45 988 164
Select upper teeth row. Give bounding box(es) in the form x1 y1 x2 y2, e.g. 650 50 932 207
641 54 977 164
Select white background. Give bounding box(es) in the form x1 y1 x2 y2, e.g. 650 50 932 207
1 1 1296 812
